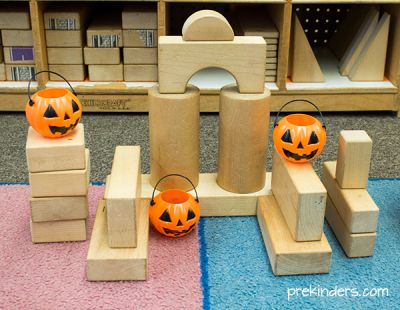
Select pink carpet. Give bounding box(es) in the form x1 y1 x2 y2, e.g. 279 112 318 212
0 185 202 309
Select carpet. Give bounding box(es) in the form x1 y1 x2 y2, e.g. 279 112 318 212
0 180 399 309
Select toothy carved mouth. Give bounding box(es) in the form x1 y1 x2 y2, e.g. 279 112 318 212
163 224 195 236
283 148 318 161
49 118 80 135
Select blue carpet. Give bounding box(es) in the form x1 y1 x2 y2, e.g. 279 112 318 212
199 179 400 309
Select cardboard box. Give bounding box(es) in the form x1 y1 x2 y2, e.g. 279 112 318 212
47 47 83 64
3 47 35 64
123 29 157 47
124 64 157 82
88 64 123 81
46 29 85 47
122 4 157 29
5 65 35 81
48 64 86 81
1 30 33 47
84 47 120 65
123 48 157 65
87 15 123 48
0 4 31 29
44 6 89 30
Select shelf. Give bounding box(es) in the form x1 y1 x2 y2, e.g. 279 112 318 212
164 0 286 3
291 0 400 3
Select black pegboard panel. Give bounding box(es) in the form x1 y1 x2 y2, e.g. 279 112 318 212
294 4 351 47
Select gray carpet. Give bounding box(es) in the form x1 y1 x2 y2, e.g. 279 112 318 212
1 111 399 182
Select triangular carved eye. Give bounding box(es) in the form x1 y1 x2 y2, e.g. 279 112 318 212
177 220 183 227
187 209 196 221
281 129 292 143
64 114 70 120
72 100 80 113
159 210 171 222
309 131 319 144
44 105 58 118
298 142 304 149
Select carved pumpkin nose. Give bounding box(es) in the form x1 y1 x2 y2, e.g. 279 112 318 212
297 142 304 149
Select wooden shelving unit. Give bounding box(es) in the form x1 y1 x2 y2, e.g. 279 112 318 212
1 0 399 114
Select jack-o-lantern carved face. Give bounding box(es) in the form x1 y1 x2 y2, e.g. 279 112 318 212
273 114 326 163
149 189 200 237
25 88 82 138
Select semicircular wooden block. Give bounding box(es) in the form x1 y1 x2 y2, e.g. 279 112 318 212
182 10 234 41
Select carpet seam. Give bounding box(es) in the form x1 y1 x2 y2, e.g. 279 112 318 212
198 218 211 310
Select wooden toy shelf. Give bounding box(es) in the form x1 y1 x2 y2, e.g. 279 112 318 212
0 0 399 115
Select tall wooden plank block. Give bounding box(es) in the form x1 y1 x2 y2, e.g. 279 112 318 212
31 219 86 243
105 146 141 248
257 196 332 276
122 4 157 29
325 195 376 257
336 130 372 189
87 200 148 281
322 161 379 233
271 150 327 241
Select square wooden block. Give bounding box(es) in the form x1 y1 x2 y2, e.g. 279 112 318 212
122 4 157 29
87 15 123 48
3 47 35 64
29 148 90 198
30 196 88 222
88 64 123 81
5 65 35 81
31 219 87 243
47 47 83 65
46 29 85 47
84 47 120 65
86 199 148 281
123 48 157 65
0 5 31 29
26 124 86 173
48 64 86 81
44 6 89 30
257 195 332 276
123 30 157 48
124 65 157 82
1 30 33 46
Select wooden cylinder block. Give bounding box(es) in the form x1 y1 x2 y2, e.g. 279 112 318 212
149 85 200 191
217 84 270 194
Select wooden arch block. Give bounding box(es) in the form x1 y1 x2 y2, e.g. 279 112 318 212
182 10 234 41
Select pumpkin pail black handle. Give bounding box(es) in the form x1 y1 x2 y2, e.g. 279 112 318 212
27 70 77 106
273 99 326 130
150 174 199 206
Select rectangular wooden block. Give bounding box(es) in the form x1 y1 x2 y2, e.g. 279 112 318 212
87 16 123 48
87 199 148 281
122 4 157 29
1 30 33 47
266 58 277 64
44 6 89 30
31 219 86 243
5 65 35 81
257 195 332 276
141 173 272 217
322 161 379 233
88 64 123 81
238 9 279 38
0 5 31 29
265 76 276 82
46 29 85 47
123 65 157 82
30 196 88 222
336 130 372 189
48 64 86 81
325 195 376 258
26 124 86 173
123 48 157 65
47 47 83 64
105 146 141 248
29 149 90 198
3 47 35 64
0 63 5 80
0 48 2 62
123 29 157 47
271 150 327 241
84 47 120 65
267 44 278 51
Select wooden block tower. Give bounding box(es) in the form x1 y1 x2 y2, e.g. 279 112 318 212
26 124 89 243
322 130 379 257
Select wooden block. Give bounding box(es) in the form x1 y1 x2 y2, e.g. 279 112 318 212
0 5 30 29
238 9 279 38
182 10 234 41
290 15 324 82
123 29 157 47
87 199 148 281
336 130 372 189
105 146 141 248
31 219 86 243
267 44 277 51
29 149 90 198
266 63 277 70
3 47 35 64
271 150 327 241
265 70 276 76
122 4 157 29
349 13 391 81
26 124 86 173
0 47 2 62
124 64 157 82
266 51 277 58
88 64 123 81
0 63 5 80
265 76 276 82
48 64 86 81
339 8 379 76
266 58 277 64
47 47 83 64
265 38 278 44
158 36 266 94
322 161 379 233
257 195 332 276
1 30 33 47
123 48 157 65
87 15 123 48
5 65 35 81
326 195 376 257
30 196 88 222
45 29 85 47
44 6 89 30
142 173 273 217
217 85 270 194
84 47 120 65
